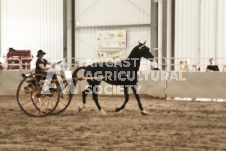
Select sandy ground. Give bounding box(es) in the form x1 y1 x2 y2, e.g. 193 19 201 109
0 95 226 151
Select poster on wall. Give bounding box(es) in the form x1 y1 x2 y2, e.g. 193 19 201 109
97 30 126 48
98 50 126 60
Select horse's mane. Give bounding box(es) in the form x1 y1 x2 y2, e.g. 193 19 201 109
128 45 140 58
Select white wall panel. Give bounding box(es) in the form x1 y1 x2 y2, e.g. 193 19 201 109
216 0 226 70
1 0 63 64
75 0 151 26
200 0 217 70
175 0 200 69
175 0 226 71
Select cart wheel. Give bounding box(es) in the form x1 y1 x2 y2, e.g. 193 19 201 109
17 73 60 117
51 80 75 114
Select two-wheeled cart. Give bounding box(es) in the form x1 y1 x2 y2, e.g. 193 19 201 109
16 63 104 117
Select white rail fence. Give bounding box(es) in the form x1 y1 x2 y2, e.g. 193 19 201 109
0 57 226 72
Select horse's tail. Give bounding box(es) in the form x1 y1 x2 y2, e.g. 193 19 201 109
72 66 86 81
72 66 87 84
69 67 86 97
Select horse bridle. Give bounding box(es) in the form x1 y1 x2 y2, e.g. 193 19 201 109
139 45 145 50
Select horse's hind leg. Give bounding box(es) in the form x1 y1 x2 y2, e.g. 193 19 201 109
92 85 106 115
131 85 148 115
78 85 92 112
115 86 129 112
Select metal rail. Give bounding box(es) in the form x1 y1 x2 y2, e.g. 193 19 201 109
1 57 226 71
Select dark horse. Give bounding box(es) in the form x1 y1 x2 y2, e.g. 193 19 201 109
72 41 154 115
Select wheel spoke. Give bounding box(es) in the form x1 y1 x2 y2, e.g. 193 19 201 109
59 101 67 106
20 99 32 106
27 101 36 113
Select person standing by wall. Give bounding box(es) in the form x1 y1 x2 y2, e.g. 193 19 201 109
152 61 160 70
206 58 219 72
179 61 185 72
223 65 226 72
184 60 190 71
191 64 200 72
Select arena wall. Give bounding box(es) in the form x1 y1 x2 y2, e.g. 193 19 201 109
167 72 226 99
0 71 24 96
1 71 226 99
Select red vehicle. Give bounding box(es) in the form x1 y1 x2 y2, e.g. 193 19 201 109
6 48 32 70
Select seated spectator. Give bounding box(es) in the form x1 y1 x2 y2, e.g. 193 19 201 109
179 61 185 72
184 60 190 71
152 61 159 70
223 65 226 72
191 64 200 72
206 58 219 72
0 62 4 70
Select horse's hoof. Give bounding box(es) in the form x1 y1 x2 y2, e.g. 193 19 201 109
115 107 121 112
100 109 107 115
141 110 148 115
78 105 85 112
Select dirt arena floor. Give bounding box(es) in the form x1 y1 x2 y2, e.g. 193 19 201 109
0 95 226 151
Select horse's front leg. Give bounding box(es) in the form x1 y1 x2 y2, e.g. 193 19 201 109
91 85 107 115
115 86 129 112
131 85 148 115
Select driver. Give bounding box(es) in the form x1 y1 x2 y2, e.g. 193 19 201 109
36 50 51 73
35 50 58 82
35 50 59 93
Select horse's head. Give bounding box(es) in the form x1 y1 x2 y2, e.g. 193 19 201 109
137 41 154 60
